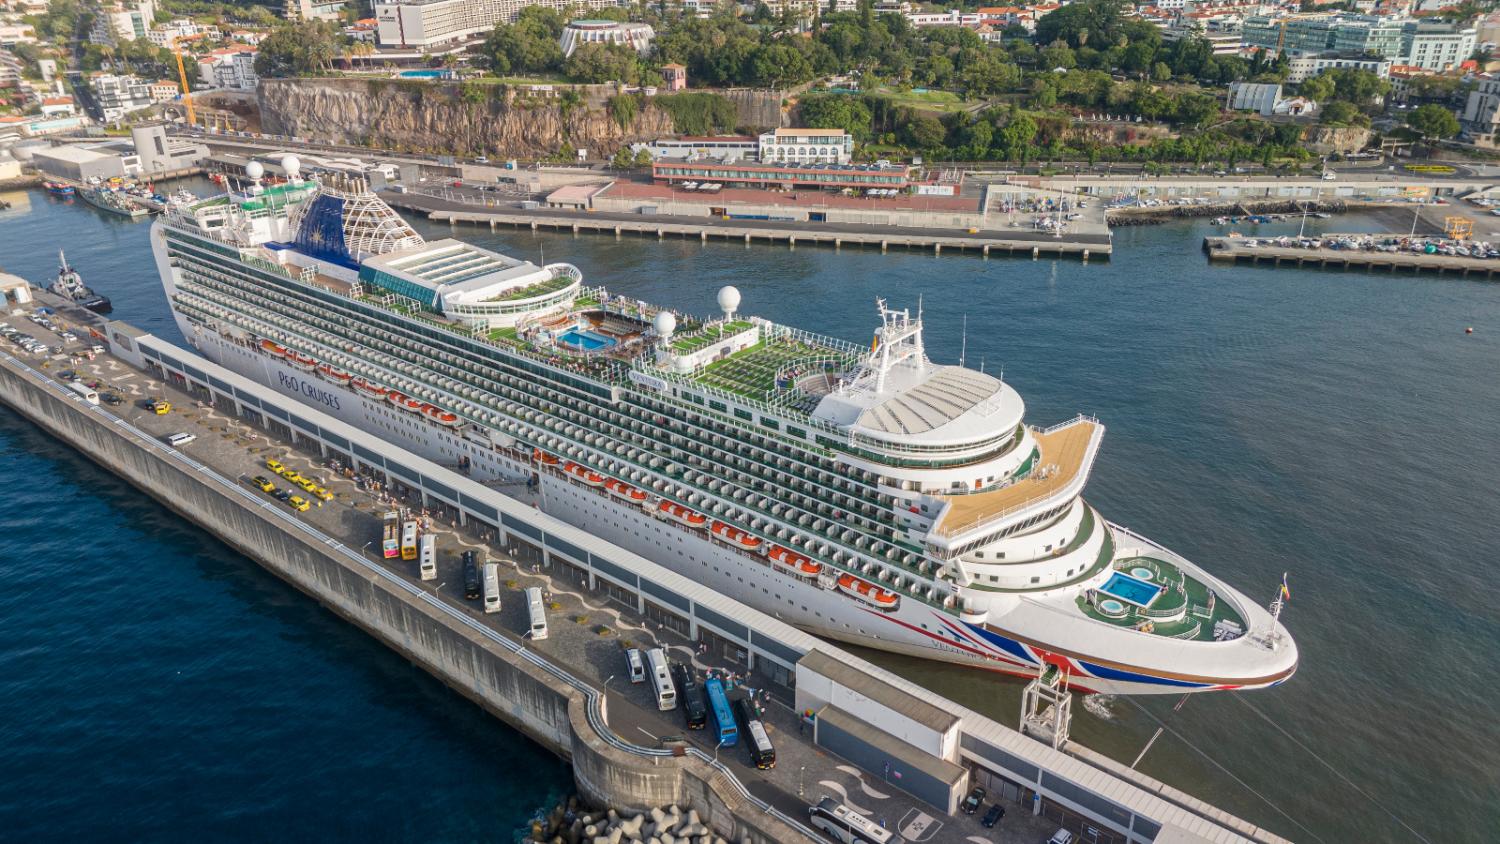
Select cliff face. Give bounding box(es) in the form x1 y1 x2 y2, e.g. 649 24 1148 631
258 78 677 159
1306 126 1372 155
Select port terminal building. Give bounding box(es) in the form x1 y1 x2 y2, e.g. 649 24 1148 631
100 319 1289 844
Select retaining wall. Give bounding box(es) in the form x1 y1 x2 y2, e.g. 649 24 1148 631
0 354 809 844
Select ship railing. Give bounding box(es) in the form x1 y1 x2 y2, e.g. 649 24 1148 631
8 355 819 842
1105 520 1261 635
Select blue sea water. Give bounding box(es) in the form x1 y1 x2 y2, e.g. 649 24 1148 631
1 185 1497 841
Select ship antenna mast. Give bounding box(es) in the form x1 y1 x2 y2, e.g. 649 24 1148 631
960 313 967 369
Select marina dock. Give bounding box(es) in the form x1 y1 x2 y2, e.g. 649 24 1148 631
0 290 1287 844
1204 234 1500 278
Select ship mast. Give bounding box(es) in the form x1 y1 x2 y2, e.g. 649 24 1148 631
869 298 926 394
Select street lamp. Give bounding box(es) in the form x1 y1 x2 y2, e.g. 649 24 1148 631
799 766 806 798
713 737 726 764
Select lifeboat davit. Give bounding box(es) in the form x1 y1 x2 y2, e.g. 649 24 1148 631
836 573 899 611
710 521 763 552
564 461 605 487
769 544 822 577
288 351 317 372
605 478 648 503
318 363 353 383
657 500 707 529
396 395 423 412
353 379 389 399
422 405 462 427
259 339 286 357
534 449 560 466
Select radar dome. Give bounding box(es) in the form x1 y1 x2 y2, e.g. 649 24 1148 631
244 161 264 180
280 154 302 180
653 311 677 339
672 356 694 375
717 286 741 318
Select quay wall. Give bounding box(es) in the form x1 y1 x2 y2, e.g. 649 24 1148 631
0 354 809 844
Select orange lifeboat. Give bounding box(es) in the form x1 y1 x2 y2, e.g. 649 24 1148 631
605 478 647 503
318 363 353 383
563 461 605 486
657 500 707 529
397 395 424 413
287 351 317 372
422 405 461 427
353 379 389 399
836 573 899 611
769 544 822 577
259 339 286 357
386 390 407 406
710 521 763 552
533 449 560 466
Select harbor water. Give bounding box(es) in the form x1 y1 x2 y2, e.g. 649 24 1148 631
2 184 1496 842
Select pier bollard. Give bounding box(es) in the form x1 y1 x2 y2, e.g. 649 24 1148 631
657 229 664 239
1082 249 1089 262
835 239 842 249
614 226 621 238
572 224 579 234
880 240 887 252
1032 247 1039 260
982 244 990 257
530 221 537 231
744 233 751 244
789 236 795 247
490 220 496 231
700 231 707 242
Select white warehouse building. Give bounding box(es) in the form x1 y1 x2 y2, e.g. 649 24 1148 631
559 20 654 57
757 128 854 165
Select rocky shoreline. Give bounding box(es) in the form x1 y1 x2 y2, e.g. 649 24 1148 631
526 797 730 844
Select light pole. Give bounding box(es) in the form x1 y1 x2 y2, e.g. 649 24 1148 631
799 765 806 798
713 737 725 764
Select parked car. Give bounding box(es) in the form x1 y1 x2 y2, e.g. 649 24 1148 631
981 804 1004 828
961 785 986 814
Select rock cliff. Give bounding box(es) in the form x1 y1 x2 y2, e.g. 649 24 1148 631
258 78 677 159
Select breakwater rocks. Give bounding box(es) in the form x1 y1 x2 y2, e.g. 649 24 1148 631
528 799 729 844
1107 199 1352 226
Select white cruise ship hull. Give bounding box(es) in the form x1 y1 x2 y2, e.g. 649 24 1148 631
177 319 1295 697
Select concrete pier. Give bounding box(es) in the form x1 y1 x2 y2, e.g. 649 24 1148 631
1203 235 1500 278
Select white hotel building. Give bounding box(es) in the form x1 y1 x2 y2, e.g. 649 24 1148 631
374 0 625 49
757 128 853 165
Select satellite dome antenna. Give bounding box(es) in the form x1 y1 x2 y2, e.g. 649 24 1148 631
717 285 740 321
244 160 265 195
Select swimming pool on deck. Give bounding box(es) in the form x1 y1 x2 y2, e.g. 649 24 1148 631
1098 572 1164 608
557 328 615 353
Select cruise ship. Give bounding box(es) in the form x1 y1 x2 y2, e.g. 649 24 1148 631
149 158 1297 696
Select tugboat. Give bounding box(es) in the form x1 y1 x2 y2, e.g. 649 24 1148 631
49 250 112 313
43 181 75 196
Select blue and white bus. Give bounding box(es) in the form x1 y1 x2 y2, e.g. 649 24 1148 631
703 678 738 747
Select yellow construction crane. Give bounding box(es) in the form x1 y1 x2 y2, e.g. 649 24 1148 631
1444 216 1473 241
173 36 195 126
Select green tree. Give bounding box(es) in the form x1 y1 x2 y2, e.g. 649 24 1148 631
1034 0 1127 49
611 147 636 169
1406 103 1460 140
903 114 946 151
563 42 638 84
1319 100 1365 127
1298 73 1335 102
799 94 874 139
255 21 344 78
481 7 564 76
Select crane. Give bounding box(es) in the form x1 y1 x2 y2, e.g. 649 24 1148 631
172 36 195 126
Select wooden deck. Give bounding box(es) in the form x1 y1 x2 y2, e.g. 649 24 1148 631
933 418 1101 539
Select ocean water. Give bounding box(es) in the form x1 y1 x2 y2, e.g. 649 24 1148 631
2 185 1497 841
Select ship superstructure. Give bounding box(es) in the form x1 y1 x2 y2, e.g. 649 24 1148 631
150 157 1298 695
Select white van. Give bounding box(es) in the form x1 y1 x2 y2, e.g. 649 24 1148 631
1047 830 1075 844
66 381 99 405
165 432 196 447
525 586 547 640
482 562 500 614
625 647 645 684
418 534 437 581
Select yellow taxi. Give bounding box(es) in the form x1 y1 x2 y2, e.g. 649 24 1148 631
266 458 287 475
282 471 305 485
310 486 334 502
287 495 311 512
250 475 276 493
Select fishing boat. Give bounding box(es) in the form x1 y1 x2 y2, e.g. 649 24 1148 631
43 181 75 196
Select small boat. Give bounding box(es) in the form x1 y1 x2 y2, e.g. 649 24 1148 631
534 449 560 466
605 478 647 502
422 404 461 427
397 394 424 412
44 181 75 196
836 573 899 610
259 339 286 356
564 461 605 486
287 351 317 371
353 379 389 399
710 520 762 552
49 250 111 313
658 500 707 528
318 363 353 383
769 544 822 577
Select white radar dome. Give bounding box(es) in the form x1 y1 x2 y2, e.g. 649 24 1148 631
281 154 302 180
717 286 741 318
653 311 677 339
672 356 694 375
244 161 264 180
